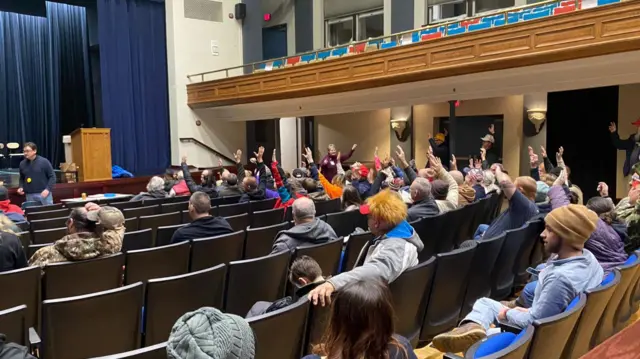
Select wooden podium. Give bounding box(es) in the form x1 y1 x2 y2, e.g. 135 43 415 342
70 128 112 182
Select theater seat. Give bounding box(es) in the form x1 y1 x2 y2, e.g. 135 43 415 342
293 238 343 276
218 202 250 217
250 198 278 213
123 205 159 219
250 208 284 229
342 231 374 272
314 198 341 216
461 234 505 318
138 212 182 245
562 270 620 359
160 201 189 214
155 223 186 247
247 299 309 359
0 266 40 330
245 222 289 259
29 217 67 232
124 241 190 284
190 231 245 271
122 229 153 252
445 325 534 359
89 342 167 359
491 225 530 300
0 305 28 346
25 203 64 214
31 227 67 245
513 220 544 286
410 213 446 262
225 213 250 232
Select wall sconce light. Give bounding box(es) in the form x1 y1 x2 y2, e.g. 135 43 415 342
527 109 547 133
391 118 410 142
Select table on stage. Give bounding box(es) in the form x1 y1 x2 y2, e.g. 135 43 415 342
60 193 132 204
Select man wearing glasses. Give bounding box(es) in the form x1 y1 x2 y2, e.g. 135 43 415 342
17 142 55 205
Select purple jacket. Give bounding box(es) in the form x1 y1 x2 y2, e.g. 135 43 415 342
320 149 355 182
549 185 628 272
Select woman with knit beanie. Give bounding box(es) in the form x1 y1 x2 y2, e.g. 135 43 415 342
433 199 603 354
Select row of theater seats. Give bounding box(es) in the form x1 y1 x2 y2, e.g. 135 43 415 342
254 0 619 73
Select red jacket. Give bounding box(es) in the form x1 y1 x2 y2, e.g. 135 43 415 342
172 180 191 196
0 200 23 215
271 161 306 210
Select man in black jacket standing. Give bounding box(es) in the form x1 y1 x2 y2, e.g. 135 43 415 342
170 191 234 244
18 142 56 205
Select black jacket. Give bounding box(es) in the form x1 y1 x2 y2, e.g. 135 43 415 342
216 183 243 197
170 216 234 244
181 163 219 198
130 190 168 202
0 232 27 273
407 198 440 222
246 280 326 318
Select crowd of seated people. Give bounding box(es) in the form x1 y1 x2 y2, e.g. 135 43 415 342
4 119 640 358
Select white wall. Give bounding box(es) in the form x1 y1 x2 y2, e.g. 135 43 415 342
313 0 325 49
166 0 247 167
279 117 300 170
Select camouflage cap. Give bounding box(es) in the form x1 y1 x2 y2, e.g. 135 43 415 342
86 206 124 230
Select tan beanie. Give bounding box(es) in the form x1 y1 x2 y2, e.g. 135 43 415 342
545 204 598 249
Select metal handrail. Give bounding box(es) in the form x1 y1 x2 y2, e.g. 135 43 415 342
186 0 579 82
179 138 235 164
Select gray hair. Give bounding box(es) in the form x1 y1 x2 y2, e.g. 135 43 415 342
292 197 316 222
449 170 464 185
147 176 165 192
482 170 495 187
190 191 211 214
410 178 433 201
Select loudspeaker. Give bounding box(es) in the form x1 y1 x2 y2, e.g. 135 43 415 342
235 3 246 20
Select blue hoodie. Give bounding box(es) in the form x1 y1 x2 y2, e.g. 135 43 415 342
506 248 603 328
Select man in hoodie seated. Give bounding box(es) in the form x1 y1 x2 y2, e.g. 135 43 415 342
308 190 424 306
406 178 439 222
0 186 25 223
449 170 476 206
433 204 603 353
246 255 326 318
130 176 169 202
271 197 338 253
171 191 233 244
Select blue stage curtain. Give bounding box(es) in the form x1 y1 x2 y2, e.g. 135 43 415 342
97 0 170 176
0 2 93 167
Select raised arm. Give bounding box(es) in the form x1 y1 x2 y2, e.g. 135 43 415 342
528 146 540 181
181 156 199 194
495 166 516 200
548 170 570 209
234 150 246 184
609 122 634 150
434 156 459 208
340 144 357 162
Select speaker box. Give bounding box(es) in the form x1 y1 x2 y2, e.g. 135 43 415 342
235 3 246 20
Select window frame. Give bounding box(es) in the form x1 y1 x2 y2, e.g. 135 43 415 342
324 7 384 48
355 9 385 41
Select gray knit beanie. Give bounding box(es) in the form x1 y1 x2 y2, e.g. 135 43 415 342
167 307 255 359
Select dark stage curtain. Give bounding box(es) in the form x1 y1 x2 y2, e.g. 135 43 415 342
97 0 170 176
0 2 93 167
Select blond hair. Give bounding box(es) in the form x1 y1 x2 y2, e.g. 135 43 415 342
366 190 407 227
0 214 17 235
515 176 537 201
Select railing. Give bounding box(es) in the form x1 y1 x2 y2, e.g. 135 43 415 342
186 0 593 83
179 138 235 164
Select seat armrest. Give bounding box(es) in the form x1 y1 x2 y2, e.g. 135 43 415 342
497 320 521 334
444 353 464 359
28 327 41 357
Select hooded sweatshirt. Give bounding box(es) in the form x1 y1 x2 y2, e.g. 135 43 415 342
28 230 124 267
239 188 266 203
271 218 338 253
328 221 423 290
506 249 603 328
458 184 476 206
171 216 234 244
0 200 23 216
130 189 168 202
406 198 439 222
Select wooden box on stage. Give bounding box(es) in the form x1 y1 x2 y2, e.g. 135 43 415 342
70 128 112 182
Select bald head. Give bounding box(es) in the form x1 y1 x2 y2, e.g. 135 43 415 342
243 177 258 192
410 178 432 202
449 171 464 185
292 197 316 225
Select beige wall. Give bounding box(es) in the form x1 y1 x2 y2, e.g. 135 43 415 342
413 96 524 176
315 109 391 162
166 0 247 167
616 84 640 198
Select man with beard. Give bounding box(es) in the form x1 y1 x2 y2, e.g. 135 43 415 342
610 120 640 177
432 203 603 354
319 143 357 182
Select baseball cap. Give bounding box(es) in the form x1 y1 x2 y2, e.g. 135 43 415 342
86 206 125 230
480 134 495 143
434 133 445 142
359 204 370 215
632 118 640 127
292 168 306 179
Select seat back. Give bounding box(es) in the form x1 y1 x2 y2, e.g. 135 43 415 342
29 217 67 232
25 203 63 214
342 232 373 271
225 251 291 316
594 254 640 345
142 197 169 207
138 212 182 245
466 325 534 359
461 234 506 318
44 253 125 299
250 208 284 228
221 195 242 205
491 225 530 300
245 222 289 259
144 265 227 345
124 217 139 232
420 243 476 342
436 210 459 254
247 299 309 359
390 257 437 345
111 201 144 211
250 198 277 213
32 227 67 245
562 270 620 359
325 210 366 238
0 305 27 345
218 202 250 217
304 302 331 355
124 241 190 284
528 293 587 359
410 213 446 261
615 254 640 331
155 223 186 247
225 213 250 232
294 239 344 276
123 205 160 219
160 201 189 214
41 283 144 359
0 267 40 330
453 204 477 246
513 220 544 286
26 208 69 221
190 231 245 271
28 243 51 258
89 342 167 359
122 229 154 252
313 198 341 216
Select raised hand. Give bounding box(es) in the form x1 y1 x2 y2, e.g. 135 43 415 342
382 153 391 168
556 146 564 164
609 122 617 133
181 155 188 164
554 169 567 187
272 149 277 163
374 146 378 158
336 152 341 163
488 124 495 135
469 157 474 169
528 146 539 169
303 147 314 164
427 133 433 140
233 149 242 164
217 156 223 168
597 182 609 197
254 146 265 163
540 146 547 158
352 144 358 151
428 145 434 156
395 145 406 164
480 148 486 161
450 154 457 170
429 154 442 173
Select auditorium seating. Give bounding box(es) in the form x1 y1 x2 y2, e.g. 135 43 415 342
0 305 28 346
43 253 125 299
26 208 69 221
124 242 190 284
247 299 309 359
293 238 344 276
250 208 284 228
325 210 367 238
122 229 154 252
138 212 182 245
218 202 250 217
29 217 67 232
313 198 341 216
155 223 186 247
250 198 278 213
342 231 374 271
90 342 167 359
0 266 40 330
411 214 446 262
224 213 251 232
244 222 289 259
31 227 67 245
513 220 545 286
112 201 144 211
491 224 532 300
160 201 189 214
445 325 535 359
123 205 160 219
189 231 246 271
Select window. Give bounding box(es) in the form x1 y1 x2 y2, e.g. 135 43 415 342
357 10 384 41
326 16 354 47
427 0 468 23
475 0 515 13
